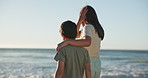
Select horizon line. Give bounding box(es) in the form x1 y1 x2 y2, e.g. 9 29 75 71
0 47 148 51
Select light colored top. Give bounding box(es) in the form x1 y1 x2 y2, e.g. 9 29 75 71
54 45 90 78
81 24 101 58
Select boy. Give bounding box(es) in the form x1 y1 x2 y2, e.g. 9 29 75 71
54 20 91 78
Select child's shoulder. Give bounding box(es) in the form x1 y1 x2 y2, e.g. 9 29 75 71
61 45 86 51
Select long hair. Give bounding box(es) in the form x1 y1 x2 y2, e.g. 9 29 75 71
82 5 104 40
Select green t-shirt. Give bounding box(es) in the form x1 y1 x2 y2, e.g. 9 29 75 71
54 45 90 78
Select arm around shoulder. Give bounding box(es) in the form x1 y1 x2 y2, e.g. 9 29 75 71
56 35 91 51
67 36 91 47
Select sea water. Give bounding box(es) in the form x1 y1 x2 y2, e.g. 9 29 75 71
0 49 148 78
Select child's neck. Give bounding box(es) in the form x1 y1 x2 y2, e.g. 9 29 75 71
64 38 75 40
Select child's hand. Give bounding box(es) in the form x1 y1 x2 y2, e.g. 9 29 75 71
56 40 69 52
78 7 88 25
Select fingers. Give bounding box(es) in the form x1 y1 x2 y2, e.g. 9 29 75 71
82 7 88 15
79 7 88 24
56 41 68 52
56 43 61 52
81 7 88 17
56 43 62 52
56 46 59 52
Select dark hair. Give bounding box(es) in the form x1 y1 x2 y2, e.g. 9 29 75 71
82 5 104 40
61 20 77 39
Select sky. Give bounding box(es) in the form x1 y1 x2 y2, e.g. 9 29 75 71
0 0 148 50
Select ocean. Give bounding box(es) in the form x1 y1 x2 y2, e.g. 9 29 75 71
0 49 148 78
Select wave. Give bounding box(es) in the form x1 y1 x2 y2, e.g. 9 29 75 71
127 60 148 63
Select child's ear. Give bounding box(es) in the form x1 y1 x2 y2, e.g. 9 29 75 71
61 34 65 39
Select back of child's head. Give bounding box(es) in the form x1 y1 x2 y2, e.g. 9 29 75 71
60 20 77 39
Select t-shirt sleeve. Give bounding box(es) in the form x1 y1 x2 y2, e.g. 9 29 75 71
84 25 92 37
54 49 65 62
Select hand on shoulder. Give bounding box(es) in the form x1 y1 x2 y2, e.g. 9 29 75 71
56 40 69 52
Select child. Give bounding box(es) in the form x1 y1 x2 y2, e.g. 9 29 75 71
54 20 91 78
